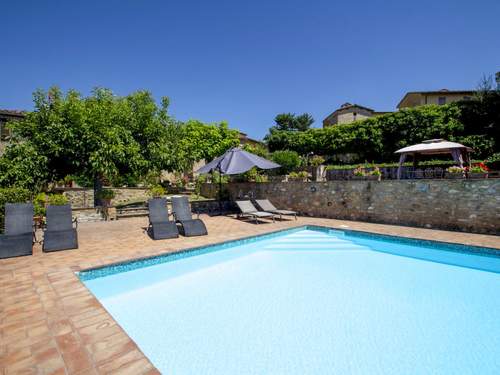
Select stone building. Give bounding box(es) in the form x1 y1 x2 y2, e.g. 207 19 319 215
0 109 25 154
397 89 474 109
238 132 264 148
323 88 476 128
322 103 390 127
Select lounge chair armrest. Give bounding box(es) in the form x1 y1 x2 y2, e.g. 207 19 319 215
72 217 78 229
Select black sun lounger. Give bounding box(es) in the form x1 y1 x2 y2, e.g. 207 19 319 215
255 199 297 220
171 196 208 237
43 204 78 252
0 202 34 259
148 198 179 240
235 200 275 224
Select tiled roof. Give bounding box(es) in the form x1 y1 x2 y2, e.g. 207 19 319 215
0 109 26 117
323 103 375 122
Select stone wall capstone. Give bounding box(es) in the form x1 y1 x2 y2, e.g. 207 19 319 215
201 180 500 235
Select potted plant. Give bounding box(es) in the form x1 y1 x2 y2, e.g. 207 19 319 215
287 172 298 181
367 167 382 181
149 185 166 198
309 155 326 181
33 193 69 228
309 155 325 168
287 171 309 182
96 189 115 207
33 192 47 227
297 171 309 182
63 175 74 188
445 166 465 179
467 162 489 179
352 166 366 180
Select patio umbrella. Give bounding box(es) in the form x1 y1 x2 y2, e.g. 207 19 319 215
196 147 280 212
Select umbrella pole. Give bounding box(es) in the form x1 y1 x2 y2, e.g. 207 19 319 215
218 167 223 215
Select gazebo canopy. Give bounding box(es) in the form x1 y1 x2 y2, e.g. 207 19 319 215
395 139 473 179
395 139 473 155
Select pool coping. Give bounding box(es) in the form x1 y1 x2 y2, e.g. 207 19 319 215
77 224 500 281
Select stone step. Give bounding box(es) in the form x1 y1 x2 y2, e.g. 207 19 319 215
76 214 105 222
117 206 148 212
117 211 149 219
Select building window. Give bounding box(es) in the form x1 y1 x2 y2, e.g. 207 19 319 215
438 97 446 105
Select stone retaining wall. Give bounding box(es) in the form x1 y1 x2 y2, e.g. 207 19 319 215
111 188 150 206
201 180 500 235
61 187 150 208
62 189 95 209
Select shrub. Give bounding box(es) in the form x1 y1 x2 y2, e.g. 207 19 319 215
447 166 464 174
486 153 500 169
325 159 485 171
149 185 166 198
469 166 487 173
242 167 269 183
353 166 365 176
33 192 69 217
242 144 270 159
48 193 68 206
194 174 207 197
33 192 47 217
211 171 229 184
96 189 116 200
255 173 269 183
288 171 308 181
0 187 31 233
309 155 325 167
369 167 382 176
272 150 302 174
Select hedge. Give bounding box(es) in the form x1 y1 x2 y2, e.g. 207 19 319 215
266 92 500 164
325 159 487 171
0 187 32 233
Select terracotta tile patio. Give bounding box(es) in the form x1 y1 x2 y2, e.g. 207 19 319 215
1 215 499 374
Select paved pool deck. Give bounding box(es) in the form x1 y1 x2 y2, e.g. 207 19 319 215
1 215 499 374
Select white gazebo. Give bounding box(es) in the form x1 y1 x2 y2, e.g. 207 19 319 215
395 139 472 179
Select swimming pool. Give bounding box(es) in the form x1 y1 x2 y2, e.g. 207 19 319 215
81 226 500 374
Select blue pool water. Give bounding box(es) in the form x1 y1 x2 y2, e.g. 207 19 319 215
82 228 500 374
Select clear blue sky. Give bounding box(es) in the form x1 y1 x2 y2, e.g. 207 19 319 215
1 0 499 139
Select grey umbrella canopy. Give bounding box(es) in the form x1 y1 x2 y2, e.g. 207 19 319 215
196 147 280 175
196 147 280 214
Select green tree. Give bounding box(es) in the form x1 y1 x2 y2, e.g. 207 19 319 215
177 120 240 172
270 112 314 132
242 143 270 159
0 87 240 190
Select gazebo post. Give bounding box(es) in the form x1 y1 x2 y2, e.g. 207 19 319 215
413 153 419 168
397 153 407 180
